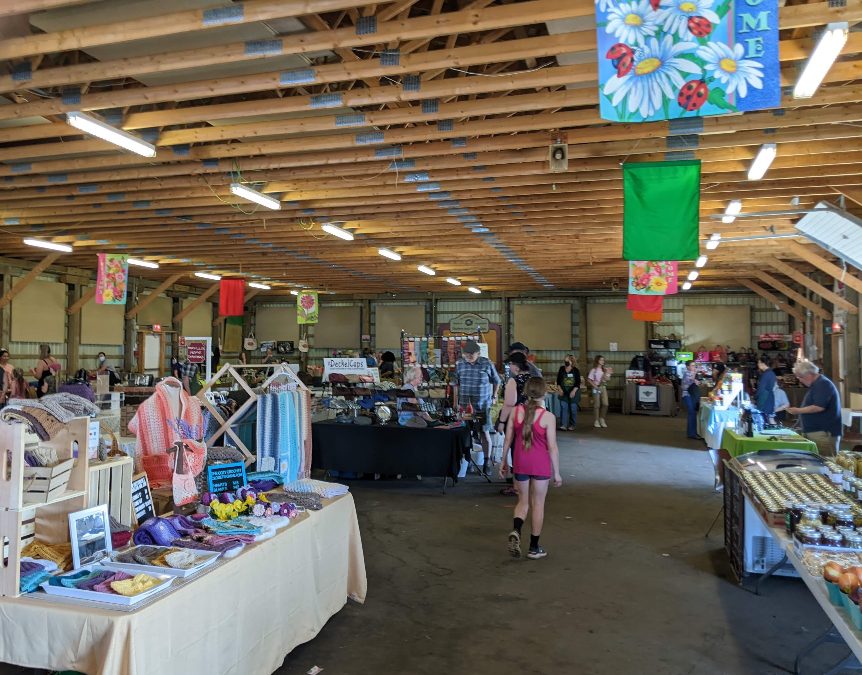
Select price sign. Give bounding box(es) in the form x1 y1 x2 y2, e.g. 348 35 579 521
131 473 155 525
207 462 248 494
186 339 207 364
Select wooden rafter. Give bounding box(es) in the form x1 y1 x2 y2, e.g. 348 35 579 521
753 271 831 320
739 279 806 323
0 254 62 310
173 284 219 324
767 256 858 314
125 274 183 320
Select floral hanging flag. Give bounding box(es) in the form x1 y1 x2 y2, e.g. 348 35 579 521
629 261 679 295
96 253 129 305
595 0 779 122
297 290 319 325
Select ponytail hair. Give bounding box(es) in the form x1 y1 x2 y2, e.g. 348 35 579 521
521 376 547 450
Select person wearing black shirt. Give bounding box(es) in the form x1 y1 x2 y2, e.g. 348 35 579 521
556 355 582 431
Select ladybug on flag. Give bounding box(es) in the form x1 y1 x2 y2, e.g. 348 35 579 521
605 43 634 78
687 16 713 37
677 80 709 112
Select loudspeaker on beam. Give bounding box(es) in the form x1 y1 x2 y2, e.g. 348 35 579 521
549 143 568 173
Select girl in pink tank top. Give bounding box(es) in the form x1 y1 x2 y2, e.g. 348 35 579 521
500 377 562 560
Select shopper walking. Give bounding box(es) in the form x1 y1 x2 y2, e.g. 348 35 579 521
508 342 542 377
454 340 501 472
32 344 60 398
556 355 581 431
588 355 610 428
501 377 562 560
755 357 777 417
680 361 702 440
788 361 842 457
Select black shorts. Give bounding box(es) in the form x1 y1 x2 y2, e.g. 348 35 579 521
513 473 550 482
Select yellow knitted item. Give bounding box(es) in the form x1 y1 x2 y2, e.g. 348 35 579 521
110 574 161 596
21 541 73 571
151 549 182 567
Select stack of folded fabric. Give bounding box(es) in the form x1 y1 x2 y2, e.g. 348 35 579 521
21 541 73 571
283 478 349 499
113 545 210 570
19 559 57 593
132 515 253 558
46 568 163 596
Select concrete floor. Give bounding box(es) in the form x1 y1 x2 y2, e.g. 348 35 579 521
277 413 853 675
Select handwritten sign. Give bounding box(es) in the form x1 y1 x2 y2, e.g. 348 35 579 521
131 472 155 525
207 462 248 494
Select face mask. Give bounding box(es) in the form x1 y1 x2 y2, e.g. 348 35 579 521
98 356 106 363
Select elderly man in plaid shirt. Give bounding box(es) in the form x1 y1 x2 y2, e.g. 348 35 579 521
454 340 501 474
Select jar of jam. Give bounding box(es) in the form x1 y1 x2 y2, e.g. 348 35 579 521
830 509 855 528
845 532 862 549
801 508 822 529
796 527 823 546
823 531 844 547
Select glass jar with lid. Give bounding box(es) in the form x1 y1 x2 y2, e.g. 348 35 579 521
845 532 862 549
823 531 844 548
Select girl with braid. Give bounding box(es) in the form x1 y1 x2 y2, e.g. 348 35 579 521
500 377 562 560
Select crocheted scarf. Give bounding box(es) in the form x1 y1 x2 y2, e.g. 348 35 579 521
128 378 202 470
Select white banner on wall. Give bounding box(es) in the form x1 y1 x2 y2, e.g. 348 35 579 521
322 357 379 382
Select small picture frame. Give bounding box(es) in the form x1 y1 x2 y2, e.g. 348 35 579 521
69 504 112 569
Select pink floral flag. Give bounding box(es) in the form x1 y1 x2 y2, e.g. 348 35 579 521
628 260 679 295
96 253 129 305
297 290 319 325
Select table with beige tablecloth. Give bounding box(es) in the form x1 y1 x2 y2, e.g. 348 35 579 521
0 494 367 675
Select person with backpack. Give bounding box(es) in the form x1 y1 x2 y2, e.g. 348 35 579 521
500 377 562 560
32 344 60 398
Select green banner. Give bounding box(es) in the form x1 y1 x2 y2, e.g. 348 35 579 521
622 160 700 261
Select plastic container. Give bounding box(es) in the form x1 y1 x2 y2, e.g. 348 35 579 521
851 602 862 631
827 581 845 606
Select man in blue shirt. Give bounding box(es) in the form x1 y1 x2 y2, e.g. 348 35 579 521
454 340 501 472
788 360 842 457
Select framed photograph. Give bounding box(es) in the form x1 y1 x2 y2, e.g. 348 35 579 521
69 504 112 569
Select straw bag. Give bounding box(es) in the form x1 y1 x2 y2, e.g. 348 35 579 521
244 332 257 351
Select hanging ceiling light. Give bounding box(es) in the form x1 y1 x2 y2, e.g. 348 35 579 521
747 143 777 181
705 233 721 250
793 22 849 99
722 200 743 224
248 282 271 290
687 270 699 281
467 287 482 294
682 281 692 290
695 255 708 268
417 265 436 276
290 290 299 296
378 248 401 261
194 272 221 281
65 111 156 157
446 277 462 286
229 183 281 210
127 258 159 269
22 238 73 253
321 223 354 241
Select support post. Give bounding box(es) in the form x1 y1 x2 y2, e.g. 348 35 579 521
66 283 82 374
0 253 61 310
125 273 183 320
66 286 96 315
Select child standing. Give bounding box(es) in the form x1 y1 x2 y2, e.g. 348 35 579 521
500 377 563 560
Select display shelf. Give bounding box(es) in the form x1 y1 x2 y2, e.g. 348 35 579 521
24 489 86 510
88 455 133 527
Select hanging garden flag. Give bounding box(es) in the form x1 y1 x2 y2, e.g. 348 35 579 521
623 161 700 261
633 310 664 322
96 253 129 305
595 0 780 122
629 261 679 295
627 294 663 313
297 290 318 325
218 279 245 317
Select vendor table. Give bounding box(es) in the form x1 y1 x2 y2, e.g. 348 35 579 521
0 494 366 675
698 400 740 449
721 428 818 458
312 420 470 479
621 382 676 416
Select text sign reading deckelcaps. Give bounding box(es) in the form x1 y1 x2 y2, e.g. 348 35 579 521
207 462 248 494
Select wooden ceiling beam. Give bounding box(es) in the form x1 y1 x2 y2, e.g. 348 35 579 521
739 279 806 323
768 256 858 314
125 273 183 320
0 0 381 60
0 0 91 17
785 241 862 295
173 284 219 324
753 271 831 320
0 253 62 310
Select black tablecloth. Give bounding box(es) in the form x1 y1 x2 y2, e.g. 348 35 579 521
312 421 470 478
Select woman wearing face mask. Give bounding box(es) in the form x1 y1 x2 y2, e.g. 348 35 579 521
95 352 119 387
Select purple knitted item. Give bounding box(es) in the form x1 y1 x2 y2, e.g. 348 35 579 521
93 571 133 594
77 571 117 591
164 515 206 537
133 518 182 547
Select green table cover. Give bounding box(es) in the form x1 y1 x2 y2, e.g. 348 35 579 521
721 428 818 458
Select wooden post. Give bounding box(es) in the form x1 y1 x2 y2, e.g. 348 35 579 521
173 284 218 325
66 286 96 315
66 284 82 374
123 278 137 373
0 267 11 347
0 253 61 310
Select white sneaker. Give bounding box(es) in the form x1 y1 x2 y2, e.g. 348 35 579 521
600 419 608 428
594 420 601 428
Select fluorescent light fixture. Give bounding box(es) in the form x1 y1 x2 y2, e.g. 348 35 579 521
467 287 482 294
127 258 159 269
229 182 281 210
706 233 721 250
248 282 271 290
66 111 156 157
793 22 849 99
687 270 699 281
695 255 707 268
722 199 743 224
747 143 777 181
290 290 299 296
194 272 221 281
321 223 354 241
417 265 436 276
378 248 401 261
682 281 692 290
22 238 72 253
446 277 461 286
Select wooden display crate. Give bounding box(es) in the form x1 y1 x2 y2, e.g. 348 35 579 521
88 455 133 527
23 459 74 504
0 418 90 510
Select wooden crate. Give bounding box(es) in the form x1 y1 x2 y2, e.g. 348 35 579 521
0 418 90 510
88 456 134 527
22 459 74 504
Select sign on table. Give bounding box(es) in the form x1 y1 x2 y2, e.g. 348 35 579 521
207 462 248 494
131 473 155 525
